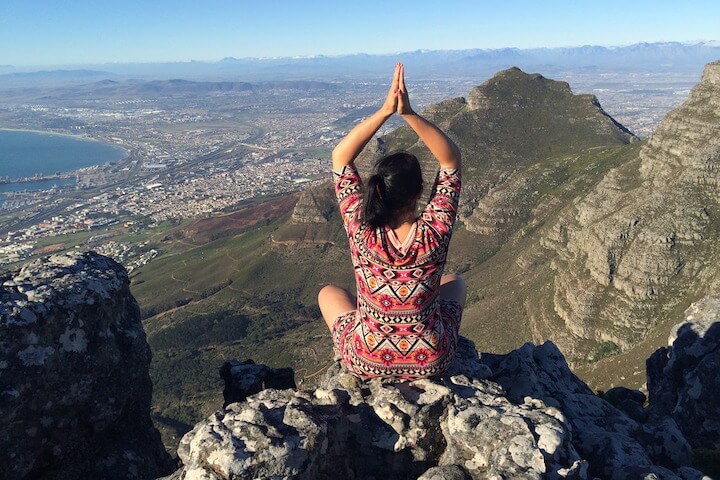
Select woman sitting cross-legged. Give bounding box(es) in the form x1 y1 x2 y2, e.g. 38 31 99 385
318 63 466 379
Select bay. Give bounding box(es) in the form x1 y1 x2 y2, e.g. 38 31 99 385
0 129 126 196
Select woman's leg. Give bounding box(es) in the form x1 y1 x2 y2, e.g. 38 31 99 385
440 274 467 308
318 285 357 332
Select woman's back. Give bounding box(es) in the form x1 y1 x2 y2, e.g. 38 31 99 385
332 163 462 378
318 63 465 380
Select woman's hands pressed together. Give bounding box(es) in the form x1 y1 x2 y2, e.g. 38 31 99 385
380 63 402 117
396 64 414 116
392 64 460 169
380 63 414 117
331 63 459 171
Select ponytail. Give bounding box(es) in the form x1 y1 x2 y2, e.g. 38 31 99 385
361 151 424 230
364 174 389 229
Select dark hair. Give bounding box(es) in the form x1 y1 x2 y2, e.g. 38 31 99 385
363 151 423 229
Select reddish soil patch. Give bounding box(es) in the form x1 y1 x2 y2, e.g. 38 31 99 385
35 243 65 255
163 194 298 245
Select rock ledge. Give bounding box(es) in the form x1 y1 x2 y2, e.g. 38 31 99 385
165 328 716 480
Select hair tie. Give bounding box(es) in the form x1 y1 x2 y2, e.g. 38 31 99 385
375 182 383 199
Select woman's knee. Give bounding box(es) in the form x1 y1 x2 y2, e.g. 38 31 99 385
318 284 332 304
441 273 461 285
318 284 342 305
440 273 466 305
318 284 355 313
318 284 355 331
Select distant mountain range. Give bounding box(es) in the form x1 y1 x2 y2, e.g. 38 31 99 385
2 41 719 85
0 77 340 102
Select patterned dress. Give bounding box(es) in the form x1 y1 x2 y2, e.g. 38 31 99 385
332 163 462 379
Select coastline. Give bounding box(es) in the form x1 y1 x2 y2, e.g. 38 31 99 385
0 129 128 197
0 127 127 156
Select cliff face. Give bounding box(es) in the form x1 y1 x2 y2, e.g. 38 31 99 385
163 321 718 480
639 61 720 184
539 61 720 362
0 252 174 480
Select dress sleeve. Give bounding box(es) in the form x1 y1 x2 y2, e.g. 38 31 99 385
333 163 363 235
421 167 461 242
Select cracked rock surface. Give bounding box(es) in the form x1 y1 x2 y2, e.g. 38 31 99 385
164 333 713 480
0 251 174 480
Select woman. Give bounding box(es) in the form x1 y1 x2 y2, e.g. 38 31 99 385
318 64 466 379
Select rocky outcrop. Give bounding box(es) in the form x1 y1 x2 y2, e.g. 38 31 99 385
164 336 711 480
646 296 720 450
482 343 696 480
0 252 174 480
538 60 720 361
270 181 342 245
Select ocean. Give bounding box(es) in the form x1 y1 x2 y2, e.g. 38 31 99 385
0 129 126 196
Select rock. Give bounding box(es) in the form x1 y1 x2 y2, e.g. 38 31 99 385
602 387 648 422
483 341 692 479
164 336 708 480
166 337 586 480
220 358 296 407
417 465 472 480
0 251 175 480
675 466 714 480
646 296 720 449
603 386 646 406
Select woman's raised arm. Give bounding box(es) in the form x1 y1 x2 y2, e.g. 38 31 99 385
397 64 461 170
331 64 401 171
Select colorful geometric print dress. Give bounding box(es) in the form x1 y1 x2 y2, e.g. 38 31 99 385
332 163 463 379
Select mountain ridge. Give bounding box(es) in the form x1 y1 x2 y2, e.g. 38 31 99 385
538 59 720 382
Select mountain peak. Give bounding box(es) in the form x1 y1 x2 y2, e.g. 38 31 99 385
450 67 636 162
466 66 572 110
700 59 720 84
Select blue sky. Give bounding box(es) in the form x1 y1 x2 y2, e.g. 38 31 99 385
1 0 719 66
